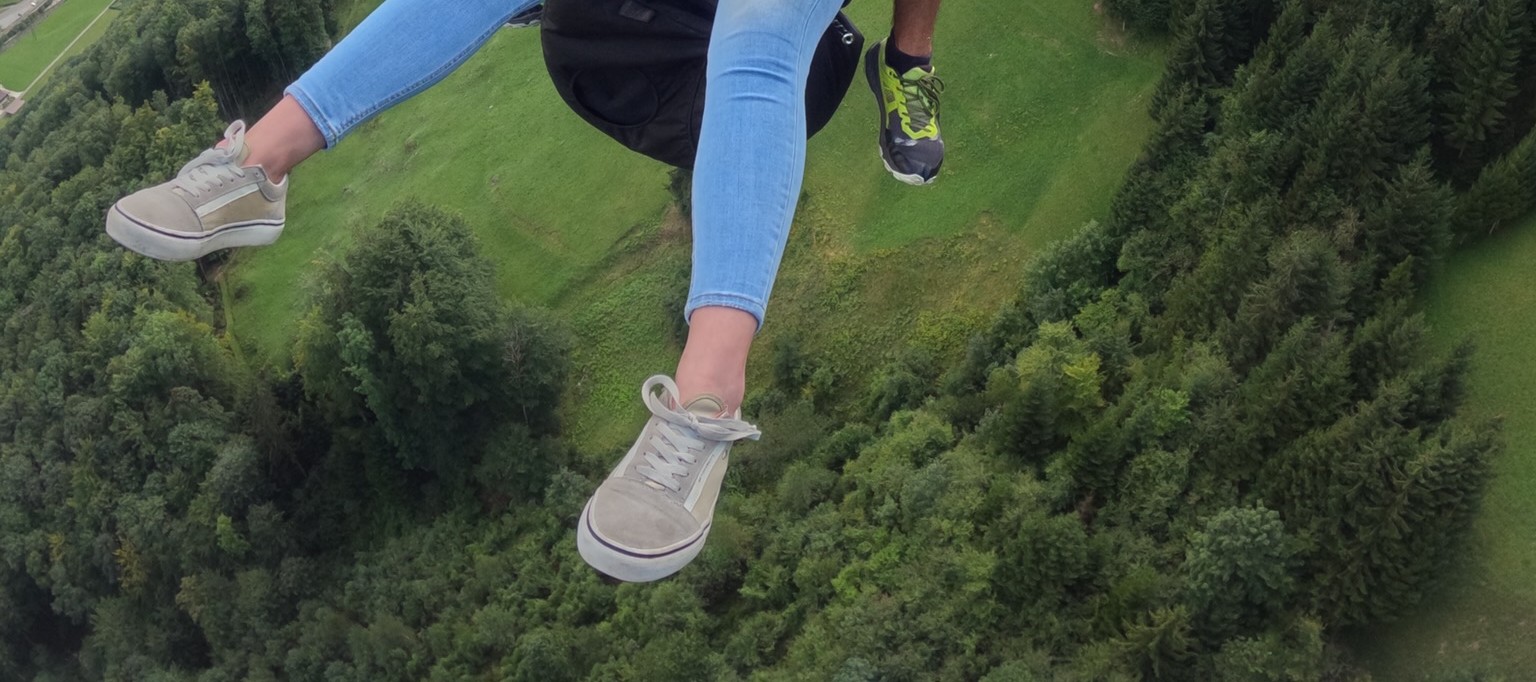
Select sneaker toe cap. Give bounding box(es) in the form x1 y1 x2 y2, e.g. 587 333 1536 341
115 188 200 235
887 142 944 181
587 478 702 555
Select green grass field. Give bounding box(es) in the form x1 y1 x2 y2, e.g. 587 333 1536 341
1344 217 1536 680
31 4 112 84
0 0 116 91
226 0 1164 452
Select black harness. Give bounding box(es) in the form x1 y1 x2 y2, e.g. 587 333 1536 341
540 0 863 169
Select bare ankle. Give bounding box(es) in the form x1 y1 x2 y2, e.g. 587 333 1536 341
675 306 757 412
674 373 745 413
240 95 323 183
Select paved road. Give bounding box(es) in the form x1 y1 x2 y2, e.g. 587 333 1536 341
0 1 44 32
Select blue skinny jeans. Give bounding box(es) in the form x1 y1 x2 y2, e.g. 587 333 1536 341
287 0 845 328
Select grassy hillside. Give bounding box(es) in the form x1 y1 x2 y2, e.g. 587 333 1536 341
22 4 114 88
1347 216 1536 680
0 0 116 91
226 0 1165 451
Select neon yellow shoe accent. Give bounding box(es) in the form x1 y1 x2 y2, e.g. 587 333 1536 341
877 60 944 140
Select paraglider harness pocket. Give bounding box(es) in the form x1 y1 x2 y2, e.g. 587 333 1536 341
540 0 863 169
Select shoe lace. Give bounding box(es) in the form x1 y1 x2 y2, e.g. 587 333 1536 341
900 71 945 135
174 121 249 198
635 375 760 492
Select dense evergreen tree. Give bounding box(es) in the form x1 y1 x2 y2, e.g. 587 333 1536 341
1182 506 1297 641
86 0 337 119
1430 0 1530 178
1154 0 1279 110
295 201 566 476
1455 122 1536 237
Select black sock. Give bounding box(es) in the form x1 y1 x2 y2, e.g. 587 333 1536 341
884 39 932 73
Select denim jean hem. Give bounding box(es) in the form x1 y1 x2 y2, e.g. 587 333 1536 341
284 84 341 149
685 293 767 332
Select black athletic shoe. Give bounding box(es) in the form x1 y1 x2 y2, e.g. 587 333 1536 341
865 39 946 185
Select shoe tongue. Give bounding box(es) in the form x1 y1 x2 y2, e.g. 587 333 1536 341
228 139 252 166
201 142 248 171
683 395 727 419
902 65 935 80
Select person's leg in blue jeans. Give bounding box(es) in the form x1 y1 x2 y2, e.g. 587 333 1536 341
578 0 847 582
242 0 537 181
676 0 844 411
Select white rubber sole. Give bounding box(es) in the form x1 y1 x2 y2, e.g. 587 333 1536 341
106 204 283 262
880 152 936 186
576 500 709 583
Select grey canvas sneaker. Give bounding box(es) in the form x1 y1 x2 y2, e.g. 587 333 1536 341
578 375 761 582
105 120 286 262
